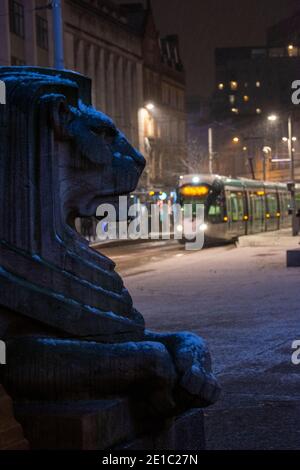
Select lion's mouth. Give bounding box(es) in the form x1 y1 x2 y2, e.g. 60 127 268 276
85 193 129 221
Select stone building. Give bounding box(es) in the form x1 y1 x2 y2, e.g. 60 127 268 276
123 3 187 188
0 0 187 188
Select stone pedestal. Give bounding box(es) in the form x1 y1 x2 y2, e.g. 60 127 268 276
15 399 205 450
0 385 28 450
287 249 300 267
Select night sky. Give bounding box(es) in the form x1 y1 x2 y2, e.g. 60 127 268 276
117 0 299 101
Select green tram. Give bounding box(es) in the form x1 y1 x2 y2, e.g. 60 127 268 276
177 174 300 243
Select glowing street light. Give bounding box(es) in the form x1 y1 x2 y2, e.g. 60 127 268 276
232 137 240 144
145 102 155 111
268 114 278 122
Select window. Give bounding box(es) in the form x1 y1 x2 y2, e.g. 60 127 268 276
9 0 25 38
230 81 238 90
287 44 299 57
208 197 223 224
208 205 221 216
11 56 26 65
250 193 264 221
230 192 244 221
36 15 48 50
279 192 290 216
266 193 278 216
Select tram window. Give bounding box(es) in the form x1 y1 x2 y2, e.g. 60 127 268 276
266 193 278 216
230 192 244 221
208 205 221 216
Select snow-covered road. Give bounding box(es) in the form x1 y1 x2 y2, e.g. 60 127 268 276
103 230 300 449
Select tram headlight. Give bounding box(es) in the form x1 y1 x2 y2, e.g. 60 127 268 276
176 224 183 232
199 223 208 232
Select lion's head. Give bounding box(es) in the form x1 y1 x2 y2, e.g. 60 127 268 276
50 96 145 223
0 67 145 341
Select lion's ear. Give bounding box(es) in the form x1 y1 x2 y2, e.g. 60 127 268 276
49 95 73 140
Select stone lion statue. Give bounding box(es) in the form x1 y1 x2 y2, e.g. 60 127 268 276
0 67 219 417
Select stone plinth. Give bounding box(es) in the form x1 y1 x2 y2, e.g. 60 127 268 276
0 385 28 450
287 249 300 267
15 400 205 450
117 409 205 451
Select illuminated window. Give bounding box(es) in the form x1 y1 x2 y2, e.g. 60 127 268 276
231 108 239 114
230 81 238 90
243 95 249 102
287 44 298 57
256 81 261 88
229 95 235 104
218 83 224 90
256 108 262 114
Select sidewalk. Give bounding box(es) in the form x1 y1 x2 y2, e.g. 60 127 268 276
237 228 300 248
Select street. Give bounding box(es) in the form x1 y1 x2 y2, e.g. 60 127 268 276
99 230 300 450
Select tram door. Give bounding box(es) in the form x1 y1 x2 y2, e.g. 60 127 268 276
249 191 265 233
278 192 289 228
265 192 279 231
227 190 246 237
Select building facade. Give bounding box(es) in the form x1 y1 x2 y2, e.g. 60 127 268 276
0 0 187 189
122 3 187 188
210 41 300 183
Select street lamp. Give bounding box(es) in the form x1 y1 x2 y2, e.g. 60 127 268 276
267 114 278 122
268 113 297 235
262 146 272 181
145 102 155 111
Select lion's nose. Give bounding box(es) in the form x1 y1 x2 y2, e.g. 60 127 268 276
113 134 146 170
130 149 146 169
